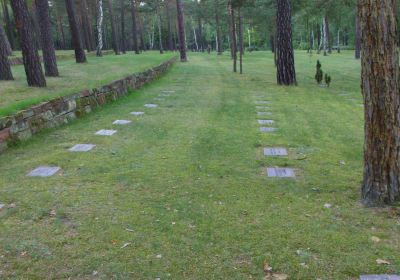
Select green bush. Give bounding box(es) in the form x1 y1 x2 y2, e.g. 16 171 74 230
315 60 323 84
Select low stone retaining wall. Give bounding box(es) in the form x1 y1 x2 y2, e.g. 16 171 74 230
0 56 177 153
8 50 115 66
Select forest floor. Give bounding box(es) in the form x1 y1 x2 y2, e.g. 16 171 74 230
0 51 399 279
0 51 175 118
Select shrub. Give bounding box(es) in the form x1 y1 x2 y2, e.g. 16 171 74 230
315 60 323 84
325 73 332 87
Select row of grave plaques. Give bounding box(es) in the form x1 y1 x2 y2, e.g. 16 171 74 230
26 93 173 177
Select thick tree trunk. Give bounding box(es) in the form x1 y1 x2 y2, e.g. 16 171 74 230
0 23 12 56
215 1 222 54
1 0 15 50
130 0 139 54
276 0 296 85
355 13 361 59
166 2 173 51
96 0 103 56
0 26 13 80
11 0 46 87
176 0 187 62
359 0 400 206
120 0 126 53
35 0 59 77
65 0 87 63
323 17 328 56
108 0 120 55
228 2 237 72
325 15 331 54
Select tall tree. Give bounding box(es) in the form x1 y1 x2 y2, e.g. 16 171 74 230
96 0 104 56
215 0 223 55
228 1 237 72
276 0 296 85
1 0 15 50
35 0 59 77
130 0 139 54
359 0 400 205
176 0 187 61
65 0 87 63
108 0 120 54
355 13 361 59
0 25 13 80
120 0 126 53
11 0 46 87
0 23 12 55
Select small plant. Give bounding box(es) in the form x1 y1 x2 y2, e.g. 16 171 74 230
315 60 323 84
325 73 331 87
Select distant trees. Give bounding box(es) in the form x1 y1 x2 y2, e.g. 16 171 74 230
359 0 400 206
276 0 296 85
11 0 46 87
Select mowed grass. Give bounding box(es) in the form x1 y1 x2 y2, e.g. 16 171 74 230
0 51 399 279
0 51 175 117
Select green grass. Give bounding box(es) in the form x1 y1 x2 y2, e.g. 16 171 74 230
0 51 175 118
0 51 399 279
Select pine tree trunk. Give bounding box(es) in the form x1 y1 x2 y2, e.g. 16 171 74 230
81 0 94 52
325 15 331 54
215 1 222 55
355 13 361 59
96 0 103 56
360 0 400 206
0 25 13 80
276 0 296 85
228 2 237 72
108 0 120 55
323 17 327 56
35 0 59 77
238 7 243 74
120 0 126 53
0 23 12 56
1 0 15 50
11 0 46 87
176 0 187 62
130 0 139 54
65 0 87 63
166 2 173 51
158 12 163 54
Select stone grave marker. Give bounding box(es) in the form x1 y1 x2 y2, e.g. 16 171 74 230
69 144 96 152
256 106 271 110
144 104 158 108
130 111 144 116
95 129 117 136
266 167 295 178
113 120 132 125
360 276 400 280
27 166 61 177
256 101 270 104
257 112 272 116
264 147 288 156
260 127 276 133
258 120 274 125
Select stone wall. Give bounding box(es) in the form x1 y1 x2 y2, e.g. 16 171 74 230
8 50 115 66
0 56 177 153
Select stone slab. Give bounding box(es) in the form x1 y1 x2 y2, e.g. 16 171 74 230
113 120 132 125
162 90 175 93
144 104 158 108
95 129 117 136
256 106 271 110
360 276 400 280
255 101 270 104
27 166 61 177
260 127 276 133
264 147 288 156
154 98 165 101
69 144 96 152
257 112 272 116
130 111 144 116
258 120 274 125
267 167 295 178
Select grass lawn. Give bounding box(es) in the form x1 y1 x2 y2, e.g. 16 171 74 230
0 51 399 279
0 51 175 118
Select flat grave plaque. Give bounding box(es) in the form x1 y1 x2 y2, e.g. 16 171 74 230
154 97 165 101
264 147 288 156
256 101 270 105
267 167 295 178
27 166 61 177
260 127 276 133
360 276 400 280
256 106 271 110
95 129 117 136
258 120 274 125
130 111 144 116
113 120 132 125
144 104 158 108
162 90 175 93
257 112 272 116
69 144 96 152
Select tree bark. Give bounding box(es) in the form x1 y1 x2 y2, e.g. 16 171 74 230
228 2 237 72
158 11 163 54
276 0 296 85
0 25 13 80
11 0 46 87
120 0 126 53
359 0 400 206
65 0 87 63
166 1 173 51
176 0 187 61
35 0 59 77
96 0 103 56
355 13 361 59
130 0 139 54
325 15 331 54
108 0 120 55
238 7 244 74
0 23 12 56
215 0 222 54
1 0 15 50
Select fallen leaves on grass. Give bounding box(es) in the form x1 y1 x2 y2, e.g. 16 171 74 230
376 259 391 265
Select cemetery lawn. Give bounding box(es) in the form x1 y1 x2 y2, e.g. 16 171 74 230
0 51 399 279
0 51 175 118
